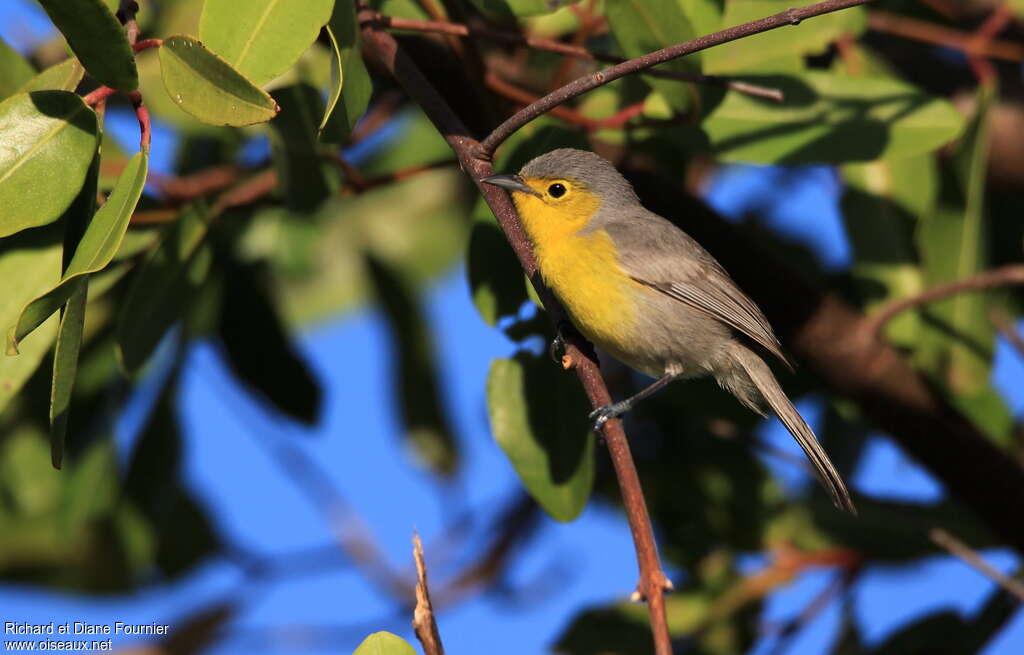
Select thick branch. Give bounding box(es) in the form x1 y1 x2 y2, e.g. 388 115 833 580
359 16 675 655
864 264 1024 339
480 0 877 155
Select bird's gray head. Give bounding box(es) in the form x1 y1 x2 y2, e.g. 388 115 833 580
518 148 639 208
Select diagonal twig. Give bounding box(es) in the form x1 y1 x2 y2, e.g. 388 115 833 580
412 533 446 655
930 527 1024 602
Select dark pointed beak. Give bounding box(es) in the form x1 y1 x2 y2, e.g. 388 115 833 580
480 174 541 197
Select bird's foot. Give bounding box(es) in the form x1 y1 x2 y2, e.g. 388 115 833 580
548 320 574 364
588 402 627 433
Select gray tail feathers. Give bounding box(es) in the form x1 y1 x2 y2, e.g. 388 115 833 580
729 346 857 514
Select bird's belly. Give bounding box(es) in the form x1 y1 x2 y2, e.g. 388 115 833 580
536 232 658 375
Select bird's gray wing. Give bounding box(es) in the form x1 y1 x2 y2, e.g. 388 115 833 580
599 211 792 368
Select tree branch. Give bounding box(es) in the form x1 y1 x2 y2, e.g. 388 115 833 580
369 13 784 101
359 15 675 655
864 264 1024 340
868 8 1024 62
479 0 878 155
412 533 446 655
930 527 1024 602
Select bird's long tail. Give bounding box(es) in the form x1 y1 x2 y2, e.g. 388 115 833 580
727 345 856 514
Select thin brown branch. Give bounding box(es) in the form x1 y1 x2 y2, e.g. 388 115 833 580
131 38 162 52
412 534 446 655
484 72 645 131
865 264 1024 340
371 13 784 102
930 528 1024 602
359 16 675 655
480 0 876 154
868 9 1024 62
116 0 140 46
991 308 1024 361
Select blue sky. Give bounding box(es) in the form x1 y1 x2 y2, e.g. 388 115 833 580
2 2 1023 653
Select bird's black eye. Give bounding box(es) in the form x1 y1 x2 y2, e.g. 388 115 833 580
548 183 566 198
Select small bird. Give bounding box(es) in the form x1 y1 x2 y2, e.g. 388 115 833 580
482 148 855 514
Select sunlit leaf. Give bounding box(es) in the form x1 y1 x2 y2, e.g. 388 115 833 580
353 632 417 655
0 91 98 238
0 37 35 101
10 152 148 352
37 0 137 91
199 0 334 86
697 72 964 164
49 281 88 469
158 35 278 127
487 353 594 522
16 58 86 94
320 0 372 142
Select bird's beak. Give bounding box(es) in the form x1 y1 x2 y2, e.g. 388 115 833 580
480 174 541 197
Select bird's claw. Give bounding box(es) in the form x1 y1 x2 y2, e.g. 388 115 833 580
548 332 566 364
588 405 619 433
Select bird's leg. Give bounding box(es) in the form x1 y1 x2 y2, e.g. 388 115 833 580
589 372 682 432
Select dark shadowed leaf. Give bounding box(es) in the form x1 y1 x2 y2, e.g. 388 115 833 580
320 0 372 143
158 35 278 127
37 0 137 90
217 258 322 424
269 84 331 212
10 152 148 352
487 353 594 522
48 281 88 469
0 91 98 238
365 254 459 475
115 203 215 374
199 0 334 86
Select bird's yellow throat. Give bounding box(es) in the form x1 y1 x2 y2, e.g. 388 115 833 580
510 177 639 362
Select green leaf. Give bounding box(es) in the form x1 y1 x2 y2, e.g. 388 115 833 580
49 281 88 469
9 152 148 352
703 0 866 74
16 58 86 94
37 0 138 91
0 91 98 238
841 155 935 346
158 35 279 127
487 353 594 522
0 226 63 414
218 258 322 424
352 632 417 655
469 0 573 18
198 0 335 87
320 0 372 142
269 84 332 212
604 0 699 112
366 255 460 475
698 72 964 164
0 37 35 101
116 203 215 374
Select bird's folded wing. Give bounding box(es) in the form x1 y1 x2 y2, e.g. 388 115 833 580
601 215 792 368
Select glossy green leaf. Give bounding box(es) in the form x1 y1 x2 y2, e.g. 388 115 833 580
352 632 417 655
320 0 372 142
841 155 935 346
10 152 148 352
218 258 321 424
158 35 279 127
116 203 215 374
366 255 459 475
0 37 35 100
269 84 331 212
699 72 964 164
0 226 63 413
37 0 138 91
198 0 335 86
487 354 594 522
0 91 98 238
605 0 699 112
16 58 86 94
703 0 866 74
49 281 88 469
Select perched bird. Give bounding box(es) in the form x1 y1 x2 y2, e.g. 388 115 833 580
482 148 855 514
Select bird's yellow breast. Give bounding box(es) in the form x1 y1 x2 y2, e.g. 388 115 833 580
513 191 639 359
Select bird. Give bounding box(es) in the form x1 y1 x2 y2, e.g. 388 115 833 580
481 148 855 514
